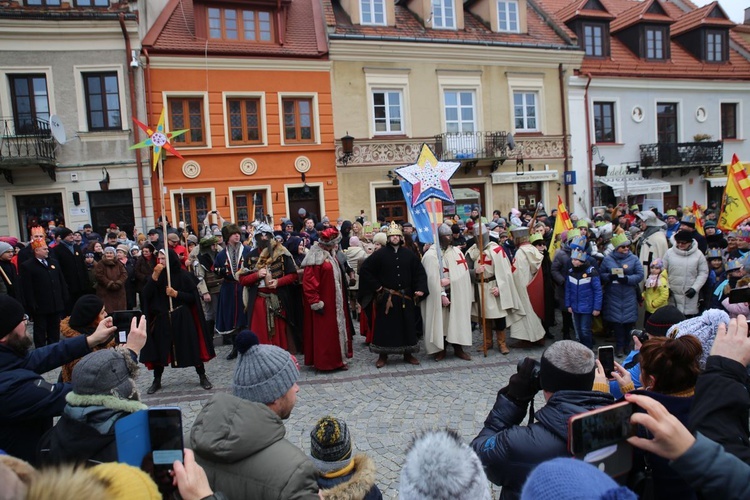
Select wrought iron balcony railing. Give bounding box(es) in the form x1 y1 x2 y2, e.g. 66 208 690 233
434 131 512 161
639 141 723 168
0 117 56 166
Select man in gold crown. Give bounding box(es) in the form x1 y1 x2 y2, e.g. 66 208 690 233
358 221 428 368
17 226 48 267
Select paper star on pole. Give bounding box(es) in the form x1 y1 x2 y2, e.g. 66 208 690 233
395 143 460 206
130 108 189 170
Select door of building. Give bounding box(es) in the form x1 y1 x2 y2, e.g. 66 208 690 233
89 189 135 237
174 192 210 231
375 186 407 223
287 186 321 225
15 192 64 240
657 103 679 165
517 181 543 212
663 185 680 211
233 190 266 227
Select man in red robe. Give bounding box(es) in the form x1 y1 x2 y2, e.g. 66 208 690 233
300 227 353 371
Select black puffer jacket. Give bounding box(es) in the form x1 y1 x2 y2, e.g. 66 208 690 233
471 390 615 500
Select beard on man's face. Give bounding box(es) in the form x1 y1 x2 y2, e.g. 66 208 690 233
259 236 274 254
6 331 33 356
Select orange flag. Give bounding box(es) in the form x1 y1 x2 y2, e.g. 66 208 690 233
719 154 750 231
549 195 574 259
692 201 705 236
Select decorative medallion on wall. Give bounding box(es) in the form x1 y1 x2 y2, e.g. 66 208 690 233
695 107 707 123
182 160 201 179
294 156 311 173
631 106 644 123
240 158 258 176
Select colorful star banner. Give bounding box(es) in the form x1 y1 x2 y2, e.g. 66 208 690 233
395 143 460 206
130 108 189 170
399 180 443 245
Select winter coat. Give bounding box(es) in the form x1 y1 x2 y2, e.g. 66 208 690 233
689 355 750 464
317 454 382 500
134 255 156 293
565 265 602 314
0 336 90 465
190 393 319 500
59 317 115 383
550 245 571 311
20 256 69 315
471 390 615 500
643 270 670 313
636 229 668 271
672 433 750 499
93 258 127 313
51 243 92 297
600 250 644 324
663 241 709 315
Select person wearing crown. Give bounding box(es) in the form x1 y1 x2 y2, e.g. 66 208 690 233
235 222 300 354
358 221 428 368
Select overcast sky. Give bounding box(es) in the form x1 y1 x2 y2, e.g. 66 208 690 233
691 0 747 24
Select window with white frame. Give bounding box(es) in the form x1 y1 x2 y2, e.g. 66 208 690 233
513 91 538 132
372 90 403 134
361 0 385 25
444 90 476 133
498 0 519 32
431 0 455 29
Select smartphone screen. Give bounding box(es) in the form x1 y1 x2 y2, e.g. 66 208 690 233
148 408 184 471
569 401 635 455
599 346 615 378
111 310 142 344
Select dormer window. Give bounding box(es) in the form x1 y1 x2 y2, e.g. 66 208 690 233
645 26 666 60
498 1 519 33
706 29 725 62
582 21 608 57
208 7 273 42
431 0 455 29
361 0 386 25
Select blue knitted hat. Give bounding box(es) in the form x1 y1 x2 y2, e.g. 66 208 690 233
521 458 637 500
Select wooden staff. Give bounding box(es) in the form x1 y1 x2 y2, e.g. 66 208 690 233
158 156 173 312
0 266 11 287
476 214 487 358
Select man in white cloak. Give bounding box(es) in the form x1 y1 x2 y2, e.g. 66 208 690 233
421 224 473 361
506 226 546 344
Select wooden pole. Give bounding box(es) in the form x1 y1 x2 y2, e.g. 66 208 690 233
158 156 173 311
477 219 487 357
429 198 445 280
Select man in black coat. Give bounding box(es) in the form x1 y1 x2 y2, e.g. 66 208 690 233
471 340 615 500
0 295 118 465
51 227 92 315
21 240 68 348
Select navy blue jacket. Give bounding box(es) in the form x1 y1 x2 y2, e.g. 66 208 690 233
471 390 615 500
0 335 90 464
600 250 644 324
565 265 603 314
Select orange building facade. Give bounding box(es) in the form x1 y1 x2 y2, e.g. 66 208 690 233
142 0 336 231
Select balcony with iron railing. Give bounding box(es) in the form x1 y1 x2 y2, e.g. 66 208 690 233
639 141 723 170
433 131 513 162
0 117 57 183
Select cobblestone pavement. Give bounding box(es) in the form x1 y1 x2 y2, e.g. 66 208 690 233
44 315 579 498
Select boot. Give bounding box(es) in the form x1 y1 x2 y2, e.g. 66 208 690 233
477 330 493 352
453 344 471 361
376 354 388 369
147 376 162 394
199 374 213 390
496 330 510 355
226 332 238 360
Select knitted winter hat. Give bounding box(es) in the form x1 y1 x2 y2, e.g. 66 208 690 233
674 230 694 243
55 227 73 240
399 429 491 500
649 258 664 271
186 234 199 245
233 330 299 404
309 416 353 474
67 348 146 413
644 305 685 337
68 295 104 329
116 244 130 255
103 246 116 255
521 458 637 500
88 462 160 499
667 309 729 369
0 241 13 255
540 340 596 393
373 232 387 246
0 295 25 339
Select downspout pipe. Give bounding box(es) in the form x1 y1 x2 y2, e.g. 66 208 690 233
583 72 593 215
119 13 147 231
142 47 158 225
558 63 571 210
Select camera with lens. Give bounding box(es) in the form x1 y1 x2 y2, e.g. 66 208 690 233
630 329 649 345
517 357 542 392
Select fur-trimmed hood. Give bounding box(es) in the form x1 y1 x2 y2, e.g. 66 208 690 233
319 454 380 500
255 240 293 269
300 241 334 267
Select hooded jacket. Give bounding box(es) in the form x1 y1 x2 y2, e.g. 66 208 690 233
663 241 709 315
317 455 382 500
190 393 319 500
471 390 615 500
600 250 644 324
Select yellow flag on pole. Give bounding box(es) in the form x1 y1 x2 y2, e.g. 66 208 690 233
719 154 750 231
549 195 574 260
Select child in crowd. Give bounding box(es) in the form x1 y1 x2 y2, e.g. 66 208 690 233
643 258 669 325
565 248 602 349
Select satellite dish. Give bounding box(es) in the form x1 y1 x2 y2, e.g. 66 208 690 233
49 115 66 144
507 133 516 151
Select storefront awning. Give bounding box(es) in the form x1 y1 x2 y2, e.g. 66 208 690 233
598 178 671 197
705 177 727 188
452 187 481 200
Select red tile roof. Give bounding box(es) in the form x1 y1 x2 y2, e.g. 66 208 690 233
143 0 328 58
534 0 750 80
670 1 735 37
557 0 614 23
324 0 576 49
609 0 672 33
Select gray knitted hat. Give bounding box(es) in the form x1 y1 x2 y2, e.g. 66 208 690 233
232 330 299 404
309 416 353 474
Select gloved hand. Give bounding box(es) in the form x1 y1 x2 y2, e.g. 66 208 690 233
617 275 628 284
685 288 697 298
505 357 540 405
608 274 618 283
